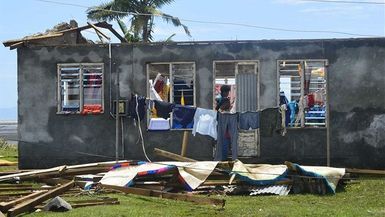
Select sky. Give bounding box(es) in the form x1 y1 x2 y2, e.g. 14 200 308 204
0 0 384 120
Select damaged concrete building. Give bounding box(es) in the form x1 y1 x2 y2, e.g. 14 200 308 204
3 21 385 169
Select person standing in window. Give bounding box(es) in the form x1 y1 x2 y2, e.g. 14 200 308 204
215 85 232 112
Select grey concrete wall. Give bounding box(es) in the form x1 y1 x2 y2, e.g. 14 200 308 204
324 39 385 169
17 38 385 169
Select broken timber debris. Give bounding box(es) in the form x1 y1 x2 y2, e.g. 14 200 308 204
0 191 47 212
102 184 226 207
154 148 196 162
0 160 130 182
7 181 74 217
345 168 385 176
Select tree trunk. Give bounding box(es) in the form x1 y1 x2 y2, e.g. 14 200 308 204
142 17 150 42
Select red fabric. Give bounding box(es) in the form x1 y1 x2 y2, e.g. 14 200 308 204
154 79 164 93
81 104 103 115
307 94 315 107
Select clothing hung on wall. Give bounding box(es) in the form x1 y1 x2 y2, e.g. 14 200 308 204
192 108 218 140
287 101 298 125
154 100 175 119
128 95 146 121
172 105 196 129
260 107 281 137
239 111 260 130
215 113 238 161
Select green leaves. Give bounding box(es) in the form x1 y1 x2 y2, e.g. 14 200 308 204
86 0 191 42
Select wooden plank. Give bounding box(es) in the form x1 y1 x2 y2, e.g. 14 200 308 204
102 184 225 207
154 148 196 162
68 198 118 204
3 33 63 47
71 200 119 208
0 184 32 188
0 186 54 192
346 168 385 176
35 200 120 209
87 22 110 41
7 181 74 217
40 178 72 186
0 211 4 217
0 191 47 212
180 131 189 157
8 42 23 50
0 160 130 182
0 192 31 197
95 22 127 43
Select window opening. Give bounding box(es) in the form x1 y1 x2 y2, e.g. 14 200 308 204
147 62 195 130
213 61 258 112
278 60 327 127
58 64 104 114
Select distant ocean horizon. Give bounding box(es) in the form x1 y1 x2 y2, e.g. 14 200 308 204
0 107 17 121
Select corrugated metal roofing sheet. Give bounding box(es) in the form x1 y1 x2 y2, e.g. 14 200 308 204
236 72 257 112
249 185 291 196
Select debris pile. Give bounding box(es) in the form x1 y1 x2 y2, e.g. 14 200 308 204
1 149 383 216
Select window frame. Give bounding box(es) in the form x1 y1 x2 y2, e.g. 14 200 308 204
146 62 196 106
57 63 105 115
212 60 260 111
146 62 196 130
276 59 328 128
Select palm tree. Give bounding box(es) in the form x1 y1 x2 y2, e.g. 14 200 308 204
87 0 191 42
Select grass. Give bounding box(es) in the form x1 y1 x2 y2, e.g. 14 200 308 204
0 137 18 171
0 140 384 217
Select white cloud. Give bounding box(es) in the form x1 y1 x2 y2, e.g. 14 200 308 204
274 0 306 5
300 5 364 15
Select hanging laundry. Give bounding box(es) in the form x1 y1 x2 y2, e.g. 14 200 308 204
154 100 175 119
280 105 287 136
153 73 165 93
215 113 238 161
192 108 217 140
160 84 170 102
307 93 315 107
239 111 260 130
279 91 291 126
128 95 146 121
172 105 196 129
287 101 298 125
279 91 289 105
314 89 325 105
148 118 170 131
181 90 185 106
260 108 282 137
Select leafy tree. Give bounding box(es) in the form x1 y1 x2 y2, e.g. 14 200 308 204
87 0 191 42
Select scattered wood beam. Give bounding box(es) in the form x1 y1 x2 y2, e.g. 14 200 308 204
3 33 63 47
346 168 385 176
7 181 74 217
0 184 32 188
0 192 32 198
94 22 127 43
0 160 129 182
35 198 120 209
87 22 110 41
0 186 54 192
0 191 47 212
8 42 23 50
154 148 196 162
102 184 225 207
